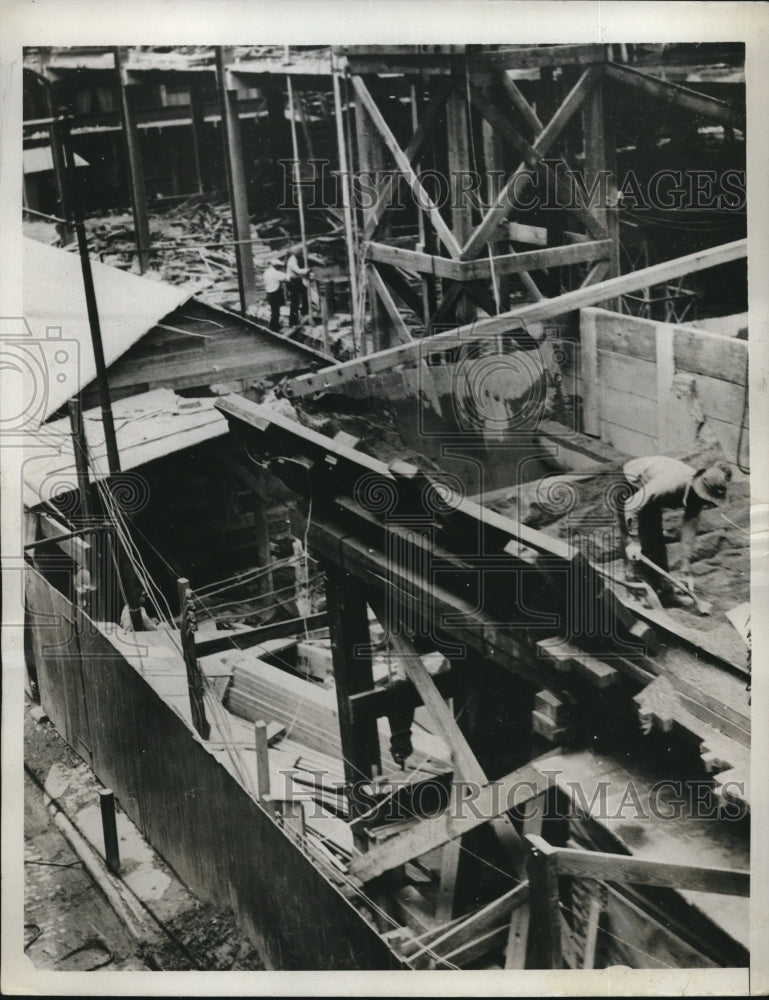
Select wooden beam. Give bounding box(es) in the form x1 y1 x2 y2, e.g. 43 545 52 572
216 47 258 313
462 68 606 260
286 238 747 397
114 48 150 273
526 834 562 969
605 62 743 130
364 78 452 241
582 73 620 305
538 840 750 897
369 267 414 345
348 757 551 883
402 882 529 969
195 612 327 658
375 262 425 316
366 239 612 281
499 75 543 135
472 44 606 71
36 512 91 567
446 88 473 246
325 571 381 791
351 75 463 259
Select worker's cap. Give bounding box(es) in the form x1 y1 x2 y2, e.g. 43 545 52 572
290 244 302 255
692 462 731 502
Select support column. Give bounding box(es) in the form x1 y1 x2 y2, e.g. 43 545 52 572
482 88 511 313
582 74 620 307
410 81 434 328
325 570 381 798
48 118 76 245
113 47 150 274
189 81 207 194
355 83 390 351
445 89 476 325
216 47 258 315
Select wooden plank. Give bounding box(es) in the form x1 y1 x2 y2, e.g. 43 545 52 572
324 573 381 788
580 308 600 436
692 372 749 425
37 512 92 567
601 421 657 457
598 350 658 401
404 882 528 965
466 79 607 243
366 239 611 281
499 75 543 134
351 75 463 259
460 241 611 280
369 266 413 345
446 88 473 246
674 326 748 386
435 840 462 923
582 73 620 301
605 62 743 130
656 322 676 451
462 67 605 259
375 619 486 786
286 239 746 397
195 612 327 657
473 44 606 71
548 843 750 896
365 242 459 280
364 78 453 241
348 758 550 882
526 835 563 968
601 388 657 434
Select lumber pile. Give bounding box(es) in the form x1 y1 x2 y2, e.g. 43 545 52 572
223 648 451 778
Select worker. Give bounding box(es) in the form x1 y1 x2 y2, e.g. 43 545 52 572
286 246 311 326
617 455 731 607
263 258 287 332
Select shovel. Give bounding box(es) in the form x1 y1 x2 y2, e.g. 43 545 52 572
635 554 712 616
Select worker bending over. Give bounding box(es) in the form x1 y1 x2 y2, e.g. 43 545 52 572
617 455 731 607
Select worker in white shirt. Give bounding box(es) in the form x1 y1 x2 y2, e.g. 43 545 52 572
617 455 731 607
263 259 287 332
286 246 311 326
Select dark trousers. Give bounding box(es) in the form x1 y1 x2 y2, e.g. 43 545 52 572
288 278 307 324
267 289 283 332
636 504 674 598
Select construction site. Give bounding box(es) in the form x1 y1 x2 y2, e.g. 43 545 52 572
16 41 753 975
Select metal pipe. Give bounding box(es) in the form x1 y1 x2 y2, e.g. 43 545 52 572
59 116 122 480
67 398 94 520
332 54 360 355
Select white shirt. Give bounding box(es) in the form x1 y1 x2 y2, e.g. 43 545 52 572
263 264 286 294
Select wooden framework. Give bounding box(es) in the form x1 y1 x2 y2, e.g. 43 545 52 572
215 395 750 969
285 43 744 396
